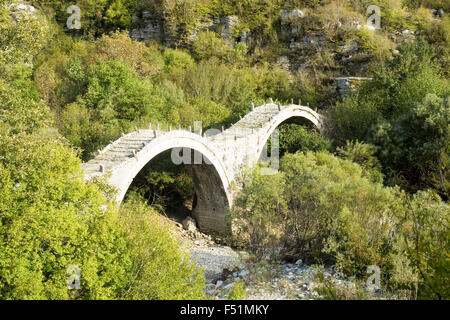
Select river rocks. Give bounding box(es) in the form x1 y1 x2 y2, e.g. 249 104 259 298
182 216 197 232
190 246 241 282
204 259 359 300
7 2 36 23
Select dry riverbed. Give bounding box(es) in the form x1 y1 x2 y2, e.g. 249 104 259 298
170 216 358 300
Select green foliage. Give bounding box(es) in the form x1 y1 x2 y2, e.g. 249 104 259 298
337 140 383 183
192 31 248 65
119 195 206 300
362 39 449 118
0 2 51 71
231 166 287 259
85 59 162 121
425 15 450 76
278 124 332 156
327 94 381 146
369 94 449 195
233 151 402 278
126 151 195 211
374 0 415 31
104 0 132 28
281 152 400 276
193 31 230 61
0 134 131 299
163 48 195 74
355 27 394 61
30 0 136 36
395 190 450 300
0 70 53 135
328 39 449 143
227 281 246 300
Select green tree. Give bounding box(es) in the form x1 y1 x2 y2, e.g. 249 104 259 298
369 94 449 196
396 190 450 299
119 195 206 300
0 134 131 299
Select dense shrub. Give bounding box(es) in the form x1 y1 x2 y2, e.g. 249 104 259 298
369 94 449 196
328 39 449 142
232 152 401 275
0 134 131 299
119 195 206 300
394 190 450 300
336 140 383 183
0 2 51 71
278 124 332 156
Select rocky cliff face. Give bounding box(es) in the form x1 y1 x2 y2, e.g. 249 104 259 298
129 8 417 100
130 10 241 45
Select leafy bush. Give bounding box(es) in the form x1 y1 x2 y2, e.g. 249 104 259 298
278 124 332 156
233 152 408 278
369 94 449 196
30 0 136 36
355 27 394 61
119 195 206 300
0 70 53 135
337 140 383 183
228 281 246 300
163 48 195 75
231 166 287 259
0 134 131 299
193 31 230 61
0 2 51 70
328 39 449 145
394 190 450 300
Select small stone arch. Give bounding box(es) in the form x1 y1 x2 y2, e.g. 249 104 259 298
255 105 323 164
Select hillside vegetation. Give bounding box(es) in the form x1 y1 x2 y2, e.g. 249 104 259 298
0 0 449 300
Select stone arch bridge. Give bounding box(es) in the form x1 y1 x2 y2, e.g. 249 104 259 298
83 101 323 234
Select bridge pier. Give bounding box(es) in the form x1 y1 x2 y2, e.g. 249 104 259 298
187 163 231 234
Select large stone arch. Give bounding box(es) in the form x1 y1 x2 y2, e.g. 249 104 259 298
86 130 232 233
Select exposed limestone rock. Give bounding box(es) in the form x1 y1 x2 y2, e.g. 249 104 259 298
130 11 164 42
280 9 305 37
7 2 36 23
220 15 239 40
182 216 197 232
281 9 305 23
277 56 291 71
335 77 372 98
